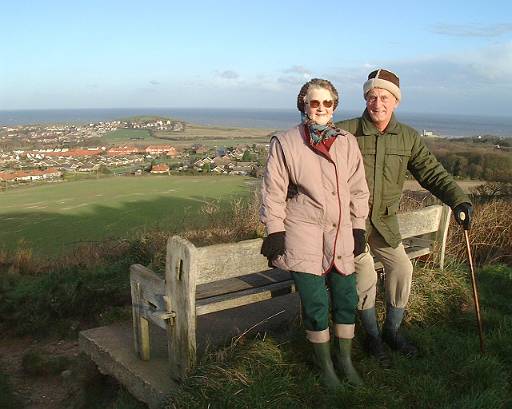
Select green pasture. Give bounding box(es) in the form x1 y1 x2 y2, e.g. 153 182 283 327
100 124 274 149
101 129 163 145
0 175 254 256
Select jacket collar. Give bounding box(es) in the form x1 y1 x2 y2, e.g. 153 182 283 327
361 109 400 135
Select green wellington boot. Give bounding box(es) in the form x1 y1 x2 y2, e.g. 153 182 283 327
334 338 364 386
311 342 342 390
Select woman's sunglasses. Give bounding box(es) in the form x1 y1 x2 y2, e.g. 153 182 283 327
306 99 334 108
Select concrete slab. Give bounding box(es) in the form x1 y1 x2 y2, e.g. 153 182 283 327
80 322 176 409
79 293 300 409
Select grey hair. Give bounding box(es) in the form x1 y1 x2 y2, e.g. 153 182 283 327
297 78 339 113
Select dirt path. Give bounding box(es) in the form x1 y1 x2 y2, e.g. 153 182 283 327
0 336 80 409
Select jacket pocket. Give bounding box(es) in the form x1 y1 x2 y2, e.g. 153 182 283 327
285 193 322 224
385 201 399 216
385 148 411 186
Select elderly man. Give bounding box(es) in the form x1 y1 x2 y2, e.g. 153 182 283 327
336 69 473 366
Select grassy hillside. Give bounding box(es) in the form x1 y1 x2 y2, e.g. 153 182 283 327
0 175 255 256
0 193 510 408
162 264 512 409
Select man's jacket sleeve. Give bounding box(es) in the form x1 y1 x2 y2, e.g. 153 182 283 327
408 134 471 207
260 138 289 234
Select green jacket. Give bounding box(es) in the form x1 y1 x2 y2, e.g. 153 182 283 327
336 110 470 247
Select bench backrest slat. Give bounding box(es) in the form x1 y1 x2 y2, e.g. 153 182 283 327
397 204 443 239
165 204 447 286
194 239 268 285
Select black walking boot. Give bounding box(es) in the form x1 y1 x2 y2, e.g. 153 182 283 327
359 308 392 368
364 334 392 368
382 305 418 358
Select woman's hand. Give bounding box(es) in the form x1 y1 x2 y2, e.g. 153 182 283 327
353 229 366 257
260 232 285 265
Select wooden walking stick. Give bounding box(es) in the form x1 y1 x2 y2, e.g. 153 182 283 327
460 212 485 354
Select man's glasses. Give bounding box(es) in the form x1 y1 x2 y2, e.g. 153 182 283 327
306 99 334 109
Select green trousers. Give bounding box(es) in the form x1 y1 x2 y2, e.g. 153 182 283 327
292 269 358 331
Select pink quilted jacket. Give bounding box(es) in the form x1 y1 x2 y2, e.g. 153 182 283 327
260 124 369 276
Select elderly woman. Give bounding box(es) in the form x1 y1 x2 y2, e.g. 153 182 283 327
260 78 369 388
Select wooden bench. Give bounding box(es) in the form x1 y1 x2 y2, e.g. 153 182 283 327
130 204 451 381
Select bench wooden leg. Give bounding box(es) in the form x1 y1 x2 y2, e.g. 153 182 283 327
132 281 151 361
138 317 150 360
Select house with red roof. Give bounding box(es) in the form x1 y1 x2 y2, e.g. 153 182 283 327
150 163 170 174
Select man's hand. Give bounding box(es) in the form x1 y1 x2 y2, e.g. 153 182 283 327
453 202 473 230
353 229 366 257
260 231 285 263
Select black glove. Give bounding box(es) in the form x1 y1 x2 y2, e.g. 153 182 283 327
453 202 473 230
353 229 366 257
260 231 285 263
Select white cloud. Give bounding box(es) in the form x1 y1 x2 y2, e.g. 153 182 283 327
277 75 304 85
216 70 239 79
319 42 512 114
431 23 512 38
363 42 512 113
284 65 311 75
396 42 512 89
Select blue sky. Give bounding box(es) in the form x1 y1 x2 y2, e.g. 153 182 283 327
1 0 511 115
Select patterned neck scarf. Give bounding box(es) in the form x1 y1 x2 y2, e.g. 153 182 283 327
301 113 342 144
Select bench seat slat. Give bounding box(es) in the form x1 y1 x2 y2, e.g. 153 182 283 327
196 269 291 299
196 280 296 316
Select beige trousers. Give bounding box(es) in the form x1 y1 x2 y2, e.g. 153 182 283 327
355 230 413 310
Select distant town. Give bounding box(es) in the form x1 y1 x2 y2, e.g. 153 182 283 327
0 117 271 186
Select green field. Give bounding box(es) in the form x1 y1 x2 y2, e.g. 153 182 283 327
101 124 274 148
0 175 255 256
101 128 162 145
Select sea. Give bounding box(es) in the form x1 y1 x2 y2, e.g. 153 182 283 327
1 108 512 138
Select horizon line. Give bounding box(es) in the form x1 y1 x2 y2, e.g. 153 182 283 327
0 107 511 119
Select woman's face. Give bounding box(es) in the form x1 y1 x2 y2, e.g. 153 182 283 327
304 87 335 125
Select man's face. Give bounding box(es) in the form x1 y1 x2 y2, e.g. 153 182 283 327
365 88 399 130
304 87 335 126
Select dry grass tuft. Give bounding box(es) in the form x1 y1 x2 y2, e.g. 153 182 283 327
183 192 264 247
400 190 512 267
399 189 438 212
445 199 512 267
